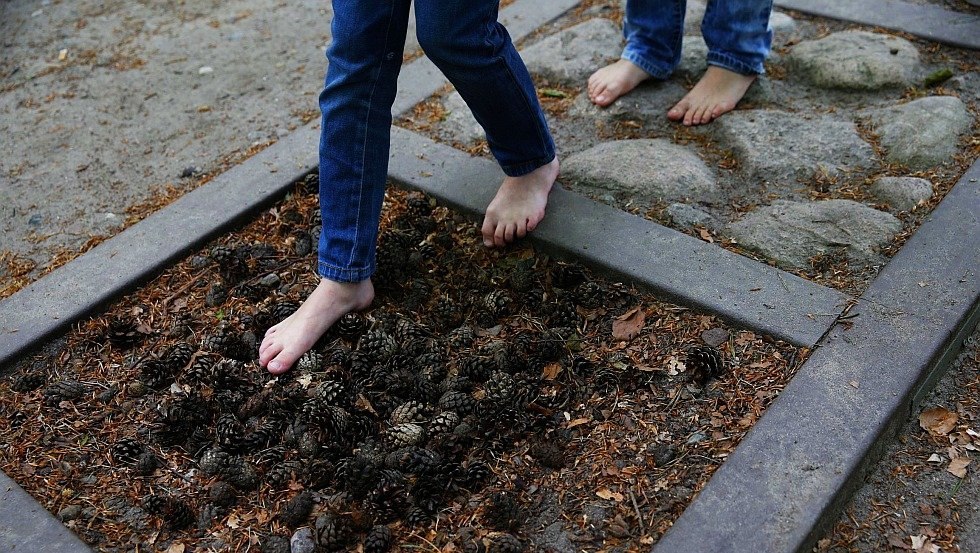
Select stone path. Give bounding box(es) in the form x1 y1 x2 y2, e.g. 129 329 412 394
0 1 978 552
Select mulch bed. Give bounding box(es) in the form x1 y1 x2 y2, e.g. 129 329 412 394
1 175 802 552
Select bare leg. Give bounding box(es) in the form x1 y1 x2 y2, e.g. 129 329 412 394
587 59 652 107
481 157 559 248
667 65 756 126
258 278 374 374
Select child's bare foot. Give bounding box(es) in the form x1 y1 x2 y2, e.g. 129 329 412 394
259 278 374 374
667 66 756 126
587 59 651 107
481 157 559 248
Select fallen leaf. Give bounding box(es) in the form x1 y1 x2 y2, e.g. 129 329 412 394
541 362 562 381
596 488 624 501
697 228 714 243
927 453 943 463
887 534 910 549
166 544 185 553
849 380 859 389
920 407 958 436
226 513 241 529
612 307 645 341
567 417 591 429
947 457 971 478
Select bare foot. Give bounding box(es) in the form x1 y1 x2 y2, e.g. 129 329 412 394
481 157 559 248
258 278 374 374
667 66 756 126
587 59 651 107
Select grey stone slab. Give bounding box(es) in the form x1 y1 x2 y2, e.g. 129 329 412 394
774 0 980 50
0 0 581 371
653 160 980 553
0 471 92 552
387 126 848 347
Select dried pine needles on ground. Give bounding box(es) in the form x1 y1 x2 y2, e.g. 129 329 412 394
1 175 801 552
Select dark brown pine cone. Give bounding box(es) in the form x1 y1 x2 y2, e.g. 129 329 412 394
363 524 393 553
11 372 46 393
277 490 314 528
686 345 725 384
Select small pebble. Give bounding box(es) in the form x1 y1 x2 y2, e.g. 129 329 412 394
290 527 316 553
58 505 83 521
700 328 729 347
259 273 281 288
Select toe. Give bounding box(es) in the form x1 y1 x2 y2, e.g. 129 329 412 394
516 219 529 238
493 223 507 247
481 216 496 247
669 100 689 121
504 222 517 243
259 341 284 368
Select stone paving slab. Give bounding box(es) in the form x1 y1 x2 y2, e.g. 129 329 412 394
653 160 980 553
0 471 92 553
0 0 578 373
774 0 980 50
387 126 849 347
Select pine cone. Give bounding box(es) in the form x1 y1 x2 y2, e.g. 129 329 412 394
296 350 323 373
111 437 145 465
336 312 368 341
363 524 393 553
550 262 586 289
10 372 46 393
358 328 398 362
686 345 724 384
458 356 496 383
485 492 522 531
385 423 426 448
487 532 524 553
42 380 87 405
314 513 353 551
438 391 477 415
277 490 314 527
106 315 142 348
390 401 428 425
427 411 460 435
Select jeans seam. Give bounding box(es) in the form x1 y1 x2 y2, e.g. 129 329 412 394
348 0 399 269
706 51 763 75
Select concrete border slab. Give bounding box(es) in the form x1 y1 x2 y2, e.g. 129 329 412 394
775 0 980 49
653 160 980 553
0 0 579 372
1 471 92 552
387 126 849 347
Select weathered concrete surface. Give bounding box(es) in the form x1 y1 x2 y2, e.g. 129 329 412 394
774 0 980 49
1 471 92 553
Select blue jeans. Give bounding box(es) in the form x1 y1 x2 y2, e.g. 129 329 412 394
317 0 556 283
622 0 773 79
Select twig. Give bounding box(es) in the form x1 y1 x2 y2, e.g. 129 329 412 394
629 489 645 532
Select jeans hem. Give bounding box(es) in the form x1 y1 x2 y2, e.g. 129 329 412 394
706 51 765 76
500 152 556 177
621 49 673 80
317 260 374 283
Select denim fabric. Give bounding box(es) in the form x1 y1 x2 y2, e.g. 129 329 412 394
622 0 773 78
317 0 555 283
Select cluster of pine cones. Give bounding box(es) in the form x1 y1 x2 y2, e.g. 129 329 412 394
8 183 728 551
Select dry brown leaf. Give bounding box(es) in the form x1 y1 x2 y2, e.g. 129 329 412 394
887 534 910 550
542 362 562 381
947 457 971 478
596 488 624 501
612 307 645 341
165 544 186 553
567 417 591 428
919 407 958 436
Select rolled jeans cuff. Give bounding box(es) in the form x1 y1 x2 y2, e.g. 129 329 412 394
500 152 556 177
707 51 765 76
317 260 374 283
621 48 673 80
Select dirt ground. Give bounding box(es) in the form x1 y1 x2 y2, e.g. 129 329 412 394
1 0 332 288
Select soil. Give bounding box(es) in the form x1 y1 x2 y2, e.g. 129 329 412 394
0 178 802 552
